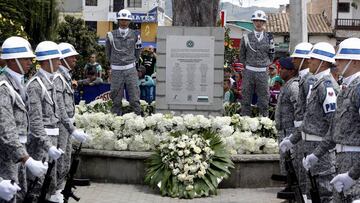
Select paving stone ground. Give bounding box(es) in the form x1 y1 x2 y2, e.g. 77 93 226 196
69 183 284 203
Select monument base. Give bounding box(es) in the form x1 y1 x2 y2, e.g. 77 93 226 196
77 149 282 188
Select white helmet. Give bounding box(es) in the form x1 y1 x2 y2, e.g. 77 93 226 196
35 41 62 61
291 42 313 59
117 9 132 20
334 38 360 61
58 42 79 59
251 10 267 22
1 36 35 60
308 42 335 64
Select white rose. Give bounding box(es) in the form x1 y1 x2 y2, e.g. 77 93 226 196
177 173 186 182
178 150 184 156
197 170 205 177
172 168 180 175
185 184 194 191
176 141 186 149
184 149 190 156
193 146 202 154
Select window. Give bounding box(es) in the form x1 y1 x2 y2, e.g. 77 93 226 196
85 0 97 6
338 2 350 13
85 21 97 32
113 0 124 12
127 0 142 8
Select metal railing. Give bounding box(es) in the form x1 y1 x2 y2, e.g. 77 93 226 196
336 18 360 30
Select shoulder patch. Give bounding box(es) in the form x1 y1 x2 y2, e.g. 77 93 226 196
323 87 337 113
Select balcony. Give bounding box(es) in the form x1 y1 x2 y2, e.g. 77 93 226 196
336 18 360 30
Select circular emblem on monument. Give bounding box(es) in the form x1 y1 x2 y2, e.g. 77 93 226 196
186 40 194 48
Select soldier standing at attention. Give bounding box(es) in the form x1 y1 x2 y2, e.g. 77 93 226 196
274 57 299 187
53 42 89 201
26 41 64 201
106 9 142 116
0 37 48 202
298 42 339 202
279 42 314 195
239 10 275 117
304 38 360 202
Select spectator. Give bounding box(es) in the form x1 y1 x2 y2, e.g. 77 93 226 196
76 66 103 86
269 75 284 107
224 68 235 86
137 65 155 103
233 71 243 100
268 63 278 86
141 45 157 76
84 53 102 78
224 79 236 103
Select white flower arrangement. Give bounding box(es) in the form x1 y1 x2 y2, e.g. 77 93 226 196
75 104 279 155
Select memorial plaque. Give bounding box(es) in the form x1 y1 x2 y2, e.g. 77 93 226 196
166 35 215 105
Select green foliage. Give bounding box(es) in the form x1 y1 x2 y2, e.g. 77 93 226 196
145 131 234 199
0 0 59 45
224 27 239 66
0 14 28 43
57 15 108 80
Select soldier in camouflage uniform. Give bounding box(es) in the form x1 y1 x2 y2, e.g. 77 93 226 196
239 10 275 117
0 37 48 203
26 41 64 201
274 57 299 177
305 38 360 202
279 42 314 194
106 9 142 116
297 42 339 202
54 43 89 201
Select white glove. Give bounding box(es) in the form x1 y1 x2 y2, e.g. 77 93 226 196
0 180 21 201
279 137 294 153
71 129 89 143
48 146 64 160
302 153 319 171
24 157 48 177
330 172 356 193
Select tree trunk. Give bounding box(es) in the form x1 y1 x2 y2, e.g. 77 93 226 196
172 0 220 26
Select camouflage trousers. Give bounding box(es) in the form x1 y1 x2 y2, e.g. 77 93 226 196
332 152 360 203
56 124 72 190
293 138 306 192
240 69 269 117
303 141 335 203
110 68 141 116
26 134 59 200
0 146 27 203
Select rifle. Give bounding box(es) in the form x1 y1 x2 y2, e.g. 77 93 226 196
38 160 56 203
303 153 321 203
23 158 45 203
339 191 352 203
62 143 90 203
284 150 305 203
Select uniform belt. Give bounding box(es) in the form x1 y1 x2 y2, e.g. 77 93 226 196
111 62 135 70
335 144 360 153
245 65 267 72
301 132 322 141
44 128 59 136
19 134 27 144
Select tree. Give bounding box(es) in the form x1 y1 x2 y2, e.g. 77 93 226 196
57 15 107 80
172 0 220 26
0 13 28 44
0 0 59 45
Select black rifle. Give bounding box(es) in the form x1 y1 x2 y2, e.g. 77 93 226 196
62 143 90 203
284 150 305 203
23 158 46 203
303 153 321 203
339 191 352 203
38 160 56 203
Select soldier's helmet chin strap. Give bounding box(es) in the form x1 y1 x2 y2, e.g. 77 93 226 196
314 61 323 75
338 60 352 85
298 58 305 72
15 58 25 75
49 59 54 73
62 58 71 70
